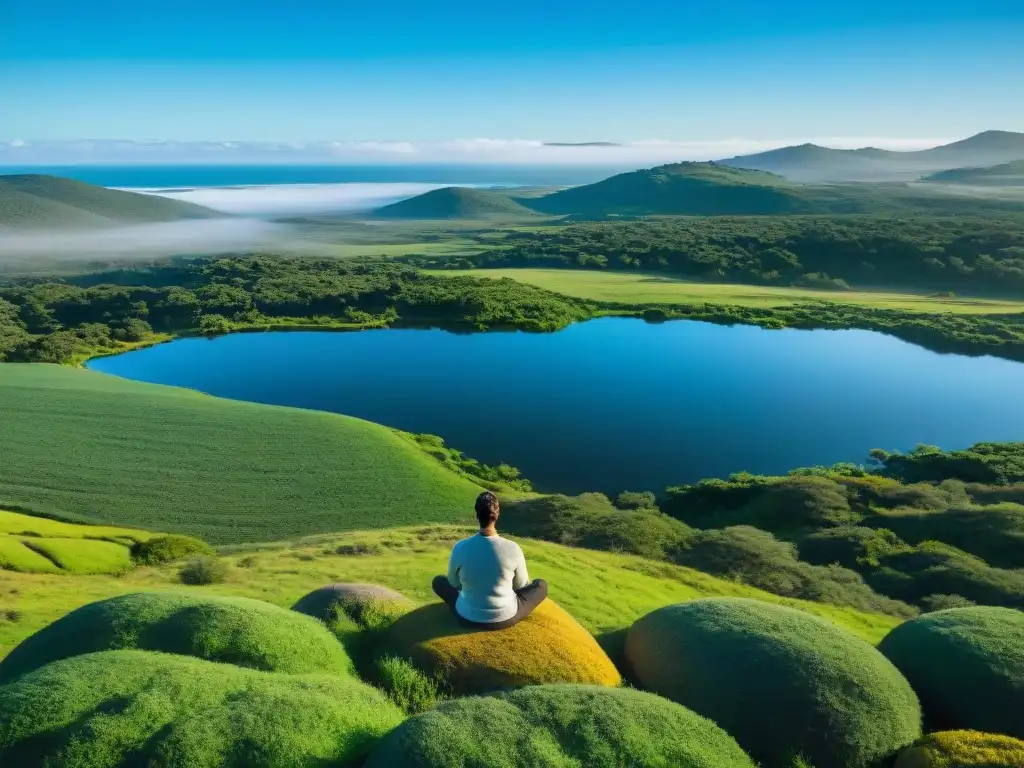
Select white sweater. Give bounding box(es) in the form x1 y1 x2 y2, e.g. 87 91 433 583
447 532 529 623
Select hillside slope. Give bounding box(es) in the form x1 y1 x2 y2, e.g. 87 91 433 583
0 174 220 230
0 523 900 659
523 161 1024 217
923 159 1024 186
721 130 1024 182
0 364 483 543
373 187 542 219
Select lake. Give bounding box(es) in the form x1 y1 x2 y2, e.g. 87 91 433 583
86 318 1024 495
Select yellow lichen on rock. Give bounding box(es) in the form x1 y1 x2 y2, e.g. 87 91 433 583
382 599 621 695
896 731 1024 768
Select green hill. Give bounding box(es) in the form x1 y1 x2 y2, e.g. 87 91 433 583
721 130 1024 182
522 161 1024 218
923 160 1024 186
373 187 542 220
0 174 220 230
0 364 483 543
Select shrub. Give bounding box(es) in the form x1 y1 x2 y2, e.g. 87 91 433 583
0 650 402 767
374 654 445 714
502 493 694 561
131 534 213 565
0 592 353 682
614 490 658 510
364 684 755 768
920 594 977 612
180 555 228 584
381 600 621 696
879 607 1024 738
895 730 1024 768
798 525 908 568
625 598 922 768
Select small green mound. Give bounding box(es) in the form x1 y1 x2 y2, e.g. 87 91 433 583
292 582 413 623
382 600 621 695
879 607 1024 738
364 684 755 768
0 650 403 768
0 592 353 682
895 731 1024 768
132 533 213 564
625 597 921 768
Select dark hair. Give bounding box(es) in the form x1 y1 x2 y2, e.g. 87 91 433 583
475 491 500 528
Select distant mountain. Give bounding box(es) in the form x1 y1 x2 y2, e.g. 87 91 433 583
373 187 543 220
519 161 1024 218
720 131 1024 182
0 175 220 230
922 159 1024 186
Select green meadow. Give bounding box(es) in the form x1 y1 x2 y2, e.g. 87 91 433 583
0 520 899 660
432 268 1024 314
0 364 483 544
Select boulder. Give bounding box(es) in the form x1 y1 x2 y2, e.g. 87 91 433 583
625 597 921 768
895 730 1024 768
292 582 413 623
381 599 621 695
0 592 353 682
0 650 402 768
880 606 1024 738
364 684 755 768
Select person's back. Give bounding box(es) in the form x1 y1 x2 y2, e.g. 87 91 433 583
432 491 548 630
448 532 528 623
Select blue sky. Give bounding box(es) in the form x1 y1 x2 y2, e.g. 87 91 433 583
3 0 1023 150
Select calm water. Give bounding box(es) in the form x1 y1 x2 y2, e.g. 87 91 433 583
87 319 1024 495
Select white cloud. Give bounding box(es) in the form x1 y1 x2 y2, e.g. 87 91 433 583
0 135 959 165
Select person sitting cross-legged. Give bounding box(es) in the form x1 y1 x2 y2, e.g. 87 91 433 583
432 491 548 631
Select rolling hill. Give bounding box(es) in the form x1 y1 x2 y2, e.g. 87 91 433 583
373 187 542 220
923 159 1024 186
0 364 483 543
518 161 1024 218
0 174 220 230
720 130 1024 182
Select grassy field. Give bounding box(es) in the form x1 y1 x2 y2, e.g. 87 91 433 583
0 510 154 576
432 268 1024 314
0 524 901 659
0 364 484 544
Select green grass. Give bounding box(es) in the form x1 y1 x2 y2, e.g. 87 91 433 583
0 591 354 683
432 268 1024 314
365 684 756 768
0 524 901 660
0 509 155 574
19 538 133 575
0 650 403 767
0 364 484 544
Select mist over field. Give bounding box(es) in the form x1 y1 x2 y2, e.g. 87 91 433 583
0 218 283 264
131 182 453 216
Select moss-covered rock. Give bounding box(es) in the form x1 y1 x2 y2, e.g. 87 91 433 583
895 731 1024 768
879 607 1024 738
0 650 403 768
381 600 621 695
292 582 413 623
625 597 921 768
0 592 353 682
364 684 755 768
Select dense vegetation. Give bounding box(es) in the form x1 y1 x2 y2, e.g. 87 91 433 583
923 159 1024 186
0 174 218 230
625 598 922 768
422 215 1024 296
